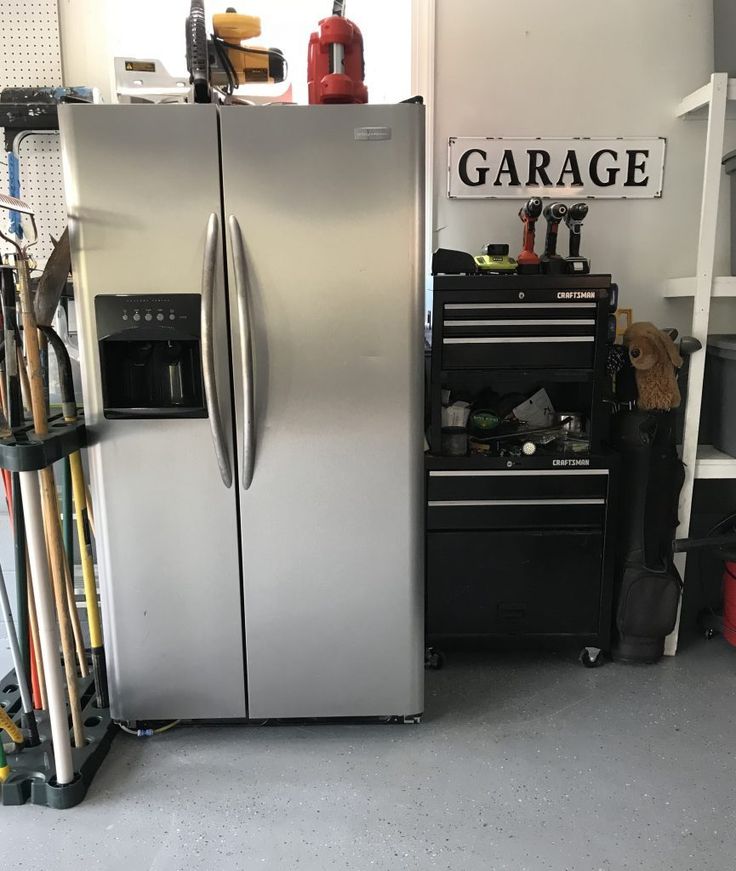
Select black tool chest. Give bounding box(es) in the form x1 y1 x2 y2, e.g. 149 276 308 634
426 274 617 652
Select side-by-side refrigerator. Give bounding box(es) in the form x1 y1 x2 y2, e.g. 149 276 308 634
59 103 425 722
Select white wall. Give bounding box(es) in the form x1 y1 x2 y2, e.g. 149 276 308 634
433 0 736 334
58 0 412 107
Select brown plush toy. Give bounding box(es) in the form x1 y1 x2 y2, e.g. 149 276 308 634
624 322 683 410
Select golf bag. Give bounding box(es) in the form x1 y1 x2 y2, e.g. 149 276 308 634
610 410 685 662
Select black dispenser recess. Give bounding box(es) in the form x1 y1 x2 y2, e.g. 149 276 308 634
96 294 206 419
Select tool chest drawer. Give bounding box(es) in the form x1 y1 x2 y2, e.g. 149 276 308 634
432 278 609 372
427 497 605 530
427 529 604 639
427 468 609 502
441 301 597 370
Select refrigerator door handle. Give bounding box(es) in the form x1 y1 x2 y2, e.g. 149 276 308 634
201 212 233 488
228 215 256 489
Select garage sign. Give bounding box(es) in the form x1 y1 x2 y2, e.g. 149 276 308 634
448 137 666 199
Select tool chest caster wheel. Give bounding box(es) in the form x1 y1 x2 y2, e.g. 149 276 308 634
424 646 444 670
579 647 604 668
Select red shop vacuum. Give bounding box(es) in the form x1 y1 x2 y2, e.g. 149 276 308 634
308 1 368 104
674 515 736 646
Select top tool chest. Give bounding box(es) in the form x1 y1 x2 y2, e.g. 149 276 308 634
426 274 617 654
430 274 613 457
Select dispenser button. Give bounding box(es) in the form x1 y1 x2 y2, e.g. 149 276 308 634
144 313 153 322
122 314 129 321
133 313 141 322
169 314 176 321
156 313 164 321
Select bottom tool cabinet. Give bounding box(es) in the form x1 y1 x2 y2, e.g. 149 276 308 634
425 458 617 649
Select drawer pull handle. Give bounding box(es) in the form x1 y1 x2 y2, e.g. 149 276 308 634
443 336 594 345
444 302 597 310
445 319 595 327
428 498 605 507
428 469 609 478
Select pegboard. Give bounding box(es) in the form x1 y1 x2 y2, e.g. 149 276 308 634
0 0 66 267
0 0 63 87
0 134 67 265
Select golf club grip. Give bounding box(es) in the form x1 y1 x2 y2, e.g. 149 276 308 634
228 215 256 490
673 532 736 553
92 647 109 709
201 213 233 488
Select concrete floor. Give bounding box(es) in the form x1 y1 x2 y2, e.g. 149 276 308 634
1 640 735 870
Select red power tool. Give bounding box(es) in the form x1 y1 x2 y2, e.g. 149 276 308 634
516 197 543 274
308 1 367 104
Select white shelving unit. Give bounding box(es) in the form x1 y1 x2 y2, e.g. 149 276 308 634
666 73 736 653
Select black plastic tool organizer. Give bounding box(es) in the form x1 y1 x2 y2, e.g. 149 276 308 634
0 415 116 808
0 668 114 809
426 274 617 657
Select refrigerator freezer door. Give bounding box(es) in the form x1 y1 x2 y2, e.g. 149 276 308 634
59 104 246 720
220 105 425 719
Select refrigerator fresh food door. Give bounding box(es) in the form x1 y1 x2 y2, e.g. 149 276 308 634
220 104 425 719
59 104 246 720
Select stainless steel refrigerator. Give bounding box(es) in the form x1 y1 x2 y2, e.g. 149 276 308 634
59 103 424 722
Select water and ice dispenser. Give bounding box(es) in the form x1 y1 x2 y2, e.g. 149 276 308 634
96 294 205 418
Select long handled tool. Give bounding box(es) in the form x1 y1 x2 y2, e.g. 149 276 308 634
0 386 45 710
0 200 81 783
40 326 108 707
0 559 39 744
35 229 109 708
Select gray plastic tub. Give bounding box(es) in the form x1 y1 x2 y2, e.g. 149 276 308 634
706 335 736 457
723 151 736 275
715 0 736 75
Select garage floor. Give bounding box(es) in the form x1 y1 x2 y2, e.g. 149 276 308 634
1 639 735 870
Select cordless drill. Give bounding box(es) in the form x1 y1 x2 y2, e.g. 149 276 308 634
516 197 543 274
564 202 590 274
541 201 568 275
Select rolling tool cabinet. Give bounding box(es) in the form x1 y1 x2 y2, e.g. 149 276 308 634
426 275 617 655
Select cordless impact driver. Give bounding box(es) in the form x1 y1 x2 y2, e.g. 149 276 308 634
541 201 568 275
516 197 543 274
564 202 590 274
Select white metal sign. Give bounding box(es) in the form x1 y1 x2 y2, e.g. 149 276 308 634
448 137 666 199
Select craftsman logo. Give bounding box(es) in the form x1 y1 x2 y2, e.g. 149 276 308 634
354 127 392 141
552 459 591 467
557 291 596 300
448 137 666 199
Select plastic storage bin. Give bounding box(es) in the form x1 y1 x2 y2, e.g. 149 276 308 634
723 151 736 276
715 0 736 75
706 335 736 457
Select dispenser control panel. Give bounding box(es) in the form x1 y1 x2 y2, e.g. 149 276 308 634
95 294 200 340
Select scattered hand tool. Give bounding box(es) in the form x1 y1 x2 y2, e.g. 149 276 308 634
564 201 590 274
517 197 543 274
541 201 568 274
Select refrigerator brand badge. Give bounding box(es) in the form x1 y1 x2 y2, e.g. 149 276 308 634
448 137 666 199
354 126 392 141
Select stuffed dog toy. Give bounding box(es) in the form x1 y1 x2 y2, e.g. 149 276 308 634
624 322 683 410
